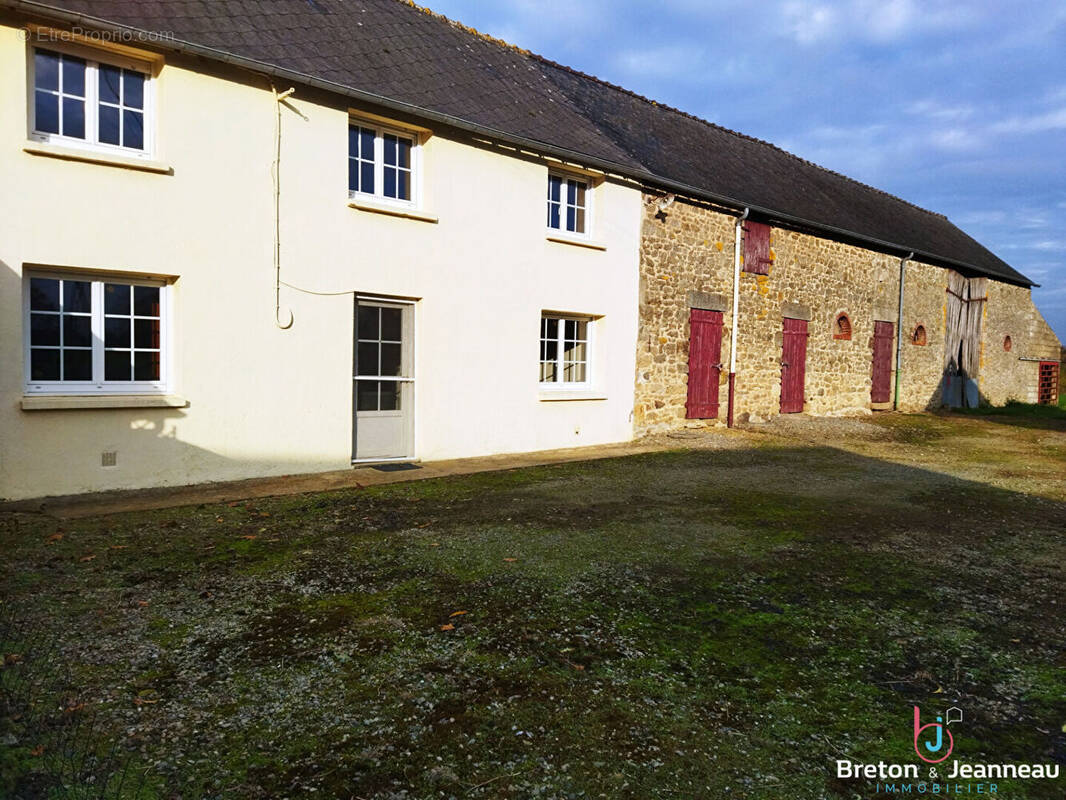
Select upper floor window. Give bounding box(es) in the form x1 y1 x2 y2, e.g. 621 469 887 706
348 122 417 204
31 47 151 155
24 272 169 394
547 173 589 235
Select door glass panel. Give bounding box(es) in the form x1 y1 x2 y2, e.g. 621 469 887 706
357 381 378 411
357 342 379 376
380 307 401 341
357 305 379 340
380 343 402 376
379 381 399 411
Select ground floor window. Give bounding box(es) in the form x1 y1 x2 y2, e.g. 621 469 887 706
24 272 168 394
539 314 590 385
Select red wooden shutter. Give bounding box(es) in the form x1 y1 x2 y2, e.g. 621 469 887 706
743 221 772 275
686 308 723 419
871 321 894 404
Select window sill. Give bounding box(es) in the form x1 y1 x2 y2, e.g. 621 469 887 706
24 142 173 174
22 394 188 411
348 199 438 223
546 234 606 251
537 390 607 402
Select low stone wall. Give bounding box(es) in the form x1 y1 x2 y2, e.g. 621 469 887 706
634 193 1061 434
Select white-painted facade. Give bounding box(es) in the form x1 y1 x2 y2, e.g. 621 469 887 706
0 21 642 501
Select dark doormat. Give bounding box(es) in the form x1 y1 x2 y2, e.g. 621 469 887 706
369 463 422 472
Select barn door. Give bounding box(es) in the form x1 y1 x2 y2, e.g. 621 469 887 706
780 317 808 413
871 321 894 404
686 308 723 418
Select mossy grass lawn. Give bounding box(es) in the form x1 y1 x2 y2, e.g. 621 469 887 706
2 409 1065 798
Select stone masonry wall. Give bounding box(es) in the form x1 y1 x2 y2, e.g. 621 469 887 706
635 194 1060 433
981 282 1062 405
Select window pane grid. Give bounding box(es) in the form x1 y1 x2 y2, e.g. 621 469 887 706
26 276 164 389
33 50 86 139
32 48 148 154
348 123 415 203
28 278 93 382
382 133 413 200
349 125 376 194
547 175 588 234
103 284 161 382
355 305 403 411
539 315 588 385
98 65 145 149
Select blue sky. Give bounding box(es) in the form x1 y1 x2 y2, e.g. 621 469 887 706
427 0 1066 338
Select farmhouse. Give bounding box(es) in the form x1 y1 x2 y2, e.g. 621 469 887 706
0 0 1059 501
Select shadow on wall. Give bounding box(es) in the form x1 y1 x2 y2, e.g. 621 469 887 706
1 257 326 502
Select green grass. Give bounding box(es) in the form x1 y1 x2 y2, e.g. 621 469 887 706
954 398 1066 421
1 412 1064 798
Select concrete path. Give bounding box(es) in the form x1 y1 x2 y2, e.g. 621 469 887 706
1 439 686 519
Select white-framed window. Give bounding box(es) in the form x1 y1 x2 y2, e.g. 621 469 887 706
24 272 170 395
547 173 590 236
348 121 419 205
30 45 153 156
539 314 592 386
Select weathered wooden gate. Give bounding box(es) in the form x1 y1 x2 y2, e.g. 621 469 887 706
780 317 808 414
1038 361 1059 405
685 308 723 418
871 320 894 404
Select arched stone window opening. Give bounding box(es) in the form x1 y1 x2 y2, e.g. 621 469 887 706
833 313 852 340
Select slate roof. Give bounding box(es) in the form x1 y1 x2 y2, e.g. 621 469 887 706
9 0 1032 285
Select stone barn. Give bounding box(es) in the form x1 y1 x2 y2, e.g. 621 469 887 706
574 87 1066 429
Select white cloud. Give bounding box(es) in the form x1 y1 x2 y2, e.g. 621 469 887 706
990 108 1066 135
905 99 975 122
777 0 983 46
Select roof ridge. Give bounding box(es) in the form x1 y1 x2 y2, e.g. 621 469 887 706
395 1 947 222
400 0 530 55
524 53 949 222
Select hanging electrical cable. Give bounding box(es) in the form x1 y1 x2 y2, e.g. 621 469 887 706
272 84 296 329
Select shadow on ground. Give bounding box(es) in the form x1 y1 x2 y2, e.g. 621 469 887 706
1 416 1064 799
